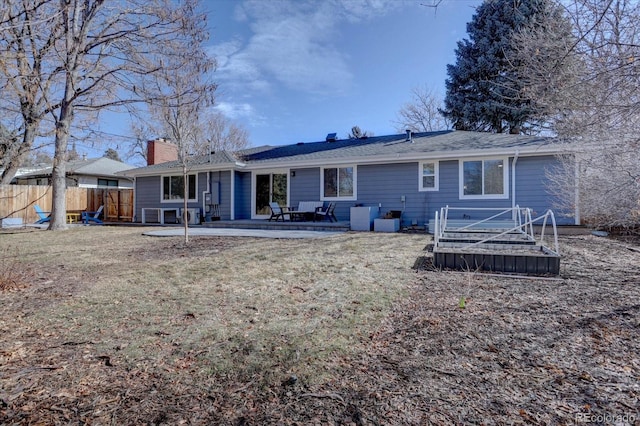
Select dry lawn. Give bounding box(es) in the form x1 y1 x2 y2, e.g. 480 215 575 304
0 226 638 425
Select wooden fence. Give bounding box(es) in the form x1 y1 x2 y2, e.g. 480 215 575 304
0 185 133 224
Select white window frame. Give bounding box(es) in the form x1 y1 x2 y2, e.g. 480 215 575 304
161 173 198 203
320 165 357 201
459 157 509 200
419 161 439 191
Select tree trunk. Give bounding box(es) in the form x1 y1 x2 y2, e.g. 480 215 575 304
49 101 73 230
183 164 189 244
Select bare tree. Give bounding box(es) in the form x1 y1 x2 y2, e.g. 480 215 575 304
514 0 640 229
134 41 217 243
204 112 250 153
128 111 249 163
0 1 61 184
0 0 210 230
393 85 449 133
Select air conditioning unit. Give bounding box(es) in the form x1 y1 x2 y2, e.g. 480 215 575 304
181 208 201 225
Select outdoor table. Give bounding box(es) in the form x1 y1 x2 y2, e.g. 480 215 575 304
66 212 81 223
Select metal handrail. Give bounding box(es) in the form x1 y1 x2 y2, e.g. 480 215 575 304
434 206 560 256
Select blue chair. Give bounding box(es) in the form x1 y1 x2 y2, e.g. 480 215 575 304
82 205 104 224
34 205 51 224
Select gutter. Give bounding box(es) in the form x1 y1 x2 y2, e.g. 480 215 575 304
245 146 567 171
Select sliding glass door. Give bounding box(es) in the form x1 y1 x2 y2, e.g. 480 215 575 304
253 171 288 218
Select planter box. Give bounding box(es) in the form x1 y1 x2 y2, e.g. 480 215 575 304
374 218 400 233
350 206 378 231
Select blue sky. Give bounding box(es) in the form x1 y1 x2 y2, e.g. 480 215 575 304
206 0 481 145
84 0 481 161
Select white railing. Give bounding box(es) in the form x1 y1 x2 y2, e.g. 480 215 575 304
434 205 560 255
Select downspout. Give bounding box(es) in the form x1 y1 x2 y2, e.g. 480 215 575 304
133 176 137 223
511 150 519 220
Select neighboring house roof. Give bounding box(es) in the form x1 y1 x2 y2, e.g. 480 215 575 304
16 157 135 180
121 130 566 177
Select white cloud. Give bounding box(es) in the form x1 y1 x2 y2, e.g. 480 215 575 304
209 0 401 96
214 101 267 128
214 101 254 119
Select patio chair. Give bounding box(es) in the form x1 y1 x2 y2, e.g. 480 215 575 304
268 202 290 222
33 205 51 224
314 202 337 222
82 205 104 224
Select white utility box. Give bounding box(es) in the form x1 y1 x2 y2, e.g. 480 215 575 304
350 206 378 231
374 218 400 233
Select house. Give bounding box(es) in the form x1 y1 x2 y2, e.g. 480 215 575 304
119 131 578 227
12 157 134 188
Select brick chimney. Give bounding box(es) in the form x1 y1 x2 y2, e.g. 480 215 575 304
147 138 178 165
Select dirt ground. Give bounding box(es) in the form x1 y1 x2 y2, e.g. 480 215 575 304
0 228 639 425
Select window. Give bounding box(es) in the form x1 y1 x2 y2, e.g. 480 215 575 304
419 161 439 191
98 178 118 187
321 166 356 200
460 158 508 199
162 174 197 201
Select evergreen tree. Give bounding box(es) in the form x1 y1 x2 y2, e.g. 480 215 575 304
103 148 122 162
348 125 372 139
442 0 563 134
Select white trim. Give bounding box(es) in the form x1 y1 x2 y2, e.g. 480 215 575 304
320 165 357 201
458 157 509 200
418 160 439 192
250 169 290 219
160 173 198 203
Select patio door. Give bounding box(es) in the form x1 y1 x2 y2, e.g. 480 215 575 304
253 171 288 218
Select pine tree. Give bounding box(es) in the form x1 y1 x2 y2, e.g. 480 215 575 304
442 0 563 134
103 148 122 162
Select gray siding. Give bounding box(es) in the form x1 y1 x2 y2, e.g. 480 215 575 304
134 154 573 226
426 160 514 223
208 170 232 220
235 171 252 219
135 176 161 222
290 157 572 227
515 155 572 223
134 172 206 222
290 167 320 205
357 163 418 226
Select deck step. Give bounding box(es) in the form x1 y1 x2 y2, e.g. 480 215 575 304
438 232 535 245
436 242 545 253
